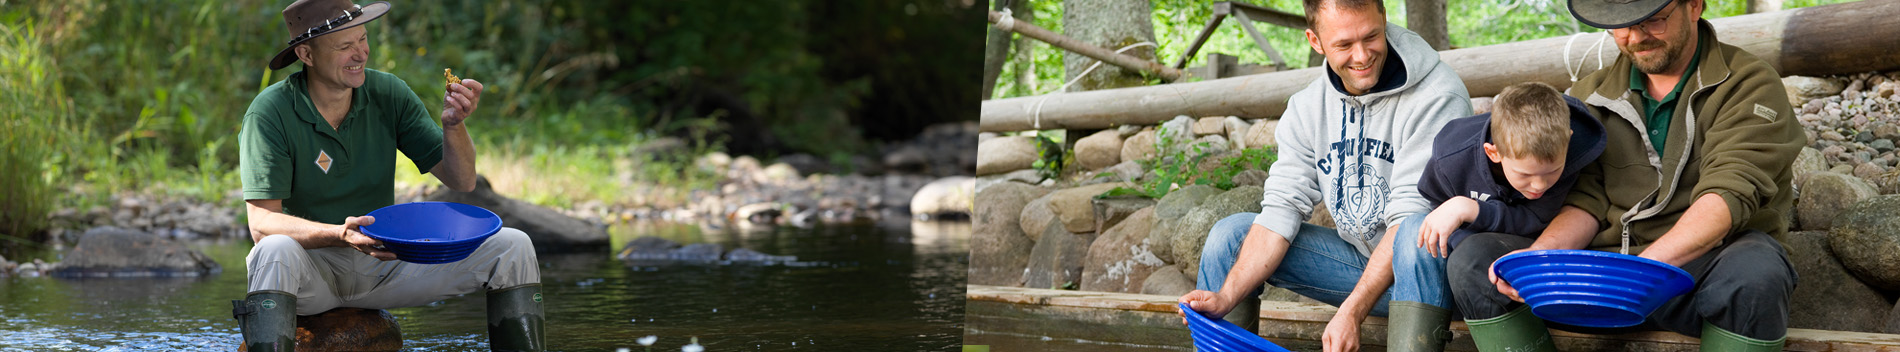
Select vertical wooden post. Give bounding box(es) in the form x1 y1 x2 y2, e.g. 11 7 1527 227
1405 0 1450 51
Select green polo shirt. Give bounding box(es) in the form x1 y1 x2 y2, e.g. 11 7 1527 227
1629 39 1705 155
239 69 444 224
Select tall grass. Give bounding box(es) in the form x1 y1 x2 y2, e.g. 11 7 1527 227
0 17 64 238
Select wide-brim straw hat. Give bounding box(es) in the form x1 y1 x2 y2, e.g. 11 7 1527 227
268 0 390 70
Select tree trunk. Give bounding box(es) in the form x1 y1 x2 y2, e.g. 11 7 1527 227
983 0 1030 100
1405 0 1450 50
1749 0 1783 14
1010 1 1039 96
1061 0 1156 92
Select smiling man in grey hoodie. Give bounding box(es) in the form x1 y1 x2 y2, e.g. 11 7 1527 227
1177 0 1471 351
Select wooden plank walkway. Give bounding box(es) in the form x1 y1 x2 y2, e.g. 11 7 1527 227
967 285 1900 351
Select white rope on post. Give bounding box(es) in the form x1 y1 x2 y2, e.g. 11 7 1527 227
995 8 1015 32
1563 32 1610 82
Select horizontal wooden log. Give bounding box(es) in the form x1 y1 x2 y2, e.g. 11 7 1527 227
964 285 1900 351
987 10 1185 82
980 0 1900 132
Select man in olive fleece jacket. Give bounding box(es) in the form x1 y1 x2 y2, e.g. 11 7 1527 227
1445 0 1803 351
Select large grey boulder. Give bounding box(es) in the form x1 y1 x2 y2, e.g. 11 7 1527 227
1173 207 1230 281
1024 221 1097 290
977 136 1040 176
972 183 1051 286
1148 185 1224 264
1141 264 1197 296
1169 186 1265 280
1786 231 1892 333
53 227 220 277
1797 172 1879 231
1081 207 1164 293
909 176 975 220
1019 194 1057 243
1203 186 1265 215
1074 129 1124 171
427 175 610 252
1830 195 1900 292
1047 182 1132 234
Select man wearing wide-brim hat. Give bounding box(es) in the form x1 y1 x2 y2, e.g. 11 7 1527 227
1444 0 1801 351
233 1 545 351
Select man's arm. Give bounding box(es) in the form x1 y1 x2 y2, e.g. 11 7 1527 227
1323 225 1402 351
245 199 397 260
1179 224 1294 319
1636 193 1731 266
429 80 483 192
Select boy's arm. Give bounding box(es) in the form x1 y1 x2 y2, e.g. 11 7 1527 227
1465 175 1577 236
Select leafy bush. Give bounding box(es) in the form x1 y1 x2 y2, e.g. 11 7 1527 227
0 18 65 238
1102 125 1275 199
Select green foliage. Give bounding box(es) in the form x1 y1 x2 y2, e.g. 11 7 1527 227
1030 134 1067 182
1101 125 1276 200
0 18 63 238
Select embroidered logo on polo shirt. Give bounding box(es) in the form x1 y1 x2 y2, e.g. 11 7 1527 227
315 150 334 174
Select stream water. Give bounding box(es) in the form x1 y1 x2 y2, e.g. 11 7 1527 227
0 220 969 351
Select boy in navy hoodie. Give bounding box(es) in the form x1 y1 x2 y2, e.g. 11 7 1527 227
1282 82 1606 352
1411 82 1605 256
1325 81 1607 351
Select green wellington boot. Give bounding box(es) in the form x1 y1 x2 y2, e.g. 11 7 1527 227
487 284 546 352
1701 321 1784 352
1387 301 1454 352
232 290 297 352
1465 305 1556 352
1220 295 1261 333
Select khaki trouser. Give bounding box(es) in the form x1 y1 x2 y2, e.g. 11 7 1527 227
246 227 541 316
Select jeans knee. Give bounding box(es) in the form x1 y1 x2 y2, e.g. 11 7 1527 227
1201 213 1258 259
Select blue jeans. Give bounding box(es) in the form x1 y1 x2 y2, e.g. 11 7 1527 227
1196 213 1454 317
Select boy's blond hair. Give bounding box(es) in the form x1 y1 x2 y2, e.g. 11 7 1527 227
1490 82 1570 161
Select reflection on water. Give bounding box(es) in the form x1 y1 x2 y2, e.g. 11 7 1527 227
0 220 968 351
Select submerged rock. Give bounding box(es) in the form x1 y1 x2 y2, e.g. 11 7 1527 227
52 227 220 277
427 175 611 252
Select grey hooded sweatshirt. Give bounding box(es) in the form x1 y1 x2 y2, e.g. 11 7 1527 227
1252 23 1472 257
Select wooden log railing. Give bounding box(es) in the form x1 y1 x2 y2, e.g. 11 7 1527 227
980 0 1900 133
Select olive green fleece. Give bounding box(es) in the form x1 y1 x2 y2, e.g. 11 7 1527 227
1562 19 1802 253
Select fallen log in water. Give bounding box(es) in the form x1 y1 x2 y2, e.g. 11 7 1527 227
980 0 1900 132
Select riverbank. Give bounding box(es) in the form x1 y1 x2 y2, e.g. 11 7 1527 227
15 122 976 262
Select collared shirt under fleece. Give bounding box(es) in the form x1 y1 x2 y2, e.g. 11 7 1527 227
1252 23 1473 257
240 69 445 224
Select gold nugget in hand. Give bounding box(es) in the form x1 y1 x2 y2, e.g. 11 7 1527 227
444 68 461 87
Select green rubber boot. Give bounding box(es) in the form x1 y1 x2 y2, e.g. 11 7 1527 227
487 284 546 352
1700 321 1783 352
1387 301 1454 352
1465 305 1556 352
232 290 297 352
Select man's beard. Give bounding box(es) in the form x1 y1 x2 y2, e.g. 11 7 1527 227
1624 20 1692 74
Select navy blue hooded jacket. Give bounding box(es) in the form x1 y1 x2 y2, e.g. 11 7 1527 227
1420 94 1606 249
